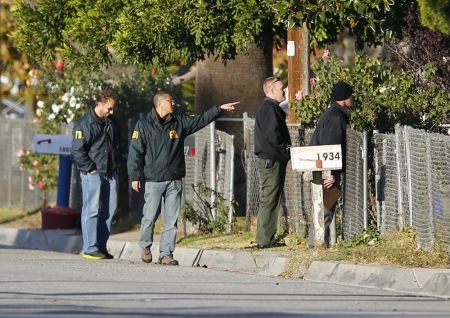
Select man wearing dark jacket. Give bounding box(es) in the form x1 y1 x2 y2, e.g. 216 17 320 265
308 81 354 248
254 77 291 248
128 91 239 265
72 89 121 260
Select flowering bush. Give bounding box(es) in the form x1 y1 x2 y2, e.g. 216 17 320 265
15 148 59 192
290 52 450 132
17 63 187 192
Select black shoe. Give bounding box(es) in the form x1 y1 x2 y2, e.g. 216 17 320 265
83 251 107 260
100 250 114 259
256 244 272 249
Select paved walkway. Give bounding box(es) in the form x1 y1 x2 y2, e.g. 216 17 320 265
1 225 450 299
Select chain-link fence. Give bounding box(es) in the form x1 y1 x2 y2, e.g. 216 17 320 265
0 118 56 211
374 125 450 247
340 130 366 240
6 116 450 248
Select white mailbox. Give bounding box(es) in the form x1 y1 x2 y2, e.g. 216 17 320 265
32 134 73 155
290 144 342 172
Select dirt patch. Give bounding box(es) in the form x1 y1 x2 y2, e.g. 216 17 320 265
3 212 42 229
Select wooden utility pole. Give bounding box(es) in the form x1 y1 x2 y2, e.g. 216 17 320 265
287 25 310 123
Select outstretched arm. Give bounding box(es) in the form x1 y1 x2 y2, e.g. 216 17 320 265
220 101 240 113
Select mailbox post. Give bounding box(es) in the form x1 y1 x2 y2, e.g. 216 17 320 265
290 144 342 248
32 134 73 207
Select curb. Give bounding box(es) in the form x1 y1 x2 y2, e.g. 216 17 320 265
304 261 450 298
1 226 449 298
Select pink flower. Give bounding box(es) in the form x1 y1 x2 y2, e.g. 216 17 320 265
37 181 44 189
322 50 330 59
295 90 305 101
28 183 35 190
32 160 39 167
309 78 317 84
56 60 64 70
15 149 25 157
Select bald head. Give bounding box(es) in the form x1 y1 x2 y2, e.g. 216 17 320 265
263 77 285 103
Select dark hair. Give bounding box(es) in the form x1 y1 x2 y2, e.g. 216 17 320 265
96 89 117 104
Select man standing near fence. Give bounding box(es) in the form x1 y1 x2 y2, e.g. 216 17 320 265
308 81 354 248
71 89 121 260
127 91 239 265
254 77 291 249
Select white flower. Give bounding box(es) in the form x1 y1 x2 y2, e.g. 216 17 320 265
51 104 63 114
48 113 56 120
62 92 70 103
66 113 74 123
391 87 396 90
379 87 387 93
69 96 77 107
37 101 44 108
75 103 82 109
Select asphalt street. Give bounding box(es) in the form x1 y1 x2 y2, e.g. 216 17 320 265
1 246 450 318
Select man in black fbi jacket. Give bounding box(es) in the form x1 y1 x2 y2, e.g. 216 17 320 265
254 77 291 249
71 89 121 260
127 91 239 266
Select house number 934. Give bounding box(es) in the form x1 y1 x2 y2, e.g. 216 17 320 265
317 152 340 161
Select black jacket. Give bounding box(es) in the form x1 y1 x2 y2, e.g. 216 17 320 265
127 106 223 182
254 97 291 164
309 101 350 173
71 107 121 175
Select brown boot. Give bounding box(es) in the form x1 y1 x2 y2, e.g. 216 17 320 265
158 254 179 266
141 247 152 263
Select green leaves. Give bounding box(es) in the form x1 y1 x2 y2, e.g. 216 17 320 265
11 0 275 70
290 52 450 133
269 0 409 50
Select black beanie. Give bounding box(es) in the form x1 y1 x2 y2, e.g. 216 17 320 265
331 81 354 101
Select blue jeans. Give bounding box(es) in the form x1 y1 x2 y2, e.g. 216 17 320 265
80 171 118 254
139 179 182 257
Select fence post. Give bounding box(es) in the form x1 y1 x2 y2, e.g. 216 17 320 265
210 122 216 218
373 130 381 232
56 155 72 207
404 126 414 227
311 170 326 248
363 131 368 230
426 134 435 245
395 124 404 230
228 135 235 233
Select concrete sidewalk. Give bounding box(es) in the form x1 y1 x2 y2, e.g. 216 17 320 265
1 225 449 299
